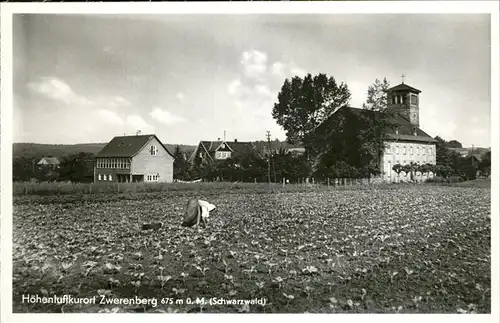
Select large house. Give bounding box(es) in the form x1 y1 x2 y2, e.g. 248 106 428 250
311 81 437 182
94 134 174 183
188 139 259 166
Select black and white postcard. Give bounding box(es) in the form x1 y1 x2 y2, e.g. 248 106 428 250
1 2 498 323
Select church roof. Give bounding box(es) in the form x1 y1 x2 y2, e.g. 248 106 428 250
313 107 436 144
348 107 436 143
386 83 421 94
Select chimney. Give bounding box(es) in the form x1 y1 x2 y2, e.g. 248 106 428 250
234 139 238 143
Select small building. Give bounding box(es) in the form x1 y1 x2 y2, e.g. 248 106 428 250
94 134 174 183
37 156 60 169
188 139 257 166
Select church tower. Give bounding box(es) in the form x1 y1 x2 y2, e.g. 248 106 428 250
386 79 421 127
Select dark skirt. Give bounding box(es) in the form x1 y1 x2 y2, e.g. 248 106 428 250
182 199 202 227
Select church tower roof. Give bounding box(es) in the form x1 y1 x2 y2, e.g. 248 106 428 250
386 83 421 94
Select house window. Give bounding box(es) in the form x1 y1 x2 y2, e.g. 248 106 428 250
98 174 102 181
150 145 157 156
410 147 413 155
109 174 113 181
387 161 391 177
385 146 390 154
147 174 159 182
423 147 426 155
103 174 107 181
199 152 203 158
403 146 407 155
417 147 420 155
392 96 396 104
396 146 400 155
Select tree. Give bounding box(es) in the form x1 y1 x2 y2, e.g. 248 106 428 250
402 164 413 181
272 73 351 145
446 140 463 148
362 78 391 111
173 145 189 180
13 156 38 182
392 164 403 182
479 151 491 177
434 165 453 179
58 152 95 183
434 136 461 169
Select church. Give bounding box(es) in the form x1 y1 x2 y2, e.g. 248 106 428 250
381 82 437 182
310 80 437 183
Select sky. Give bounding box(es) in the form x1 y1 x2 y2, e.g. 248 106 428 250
12 14 491 147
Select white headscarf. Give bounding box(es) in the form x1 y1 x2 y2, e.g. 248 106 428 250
198 199 216 219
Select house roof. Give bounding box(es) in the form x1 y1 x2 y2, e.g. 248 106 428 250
448 147 491 155
447 147 491 161
38 157 60 165
316 107 437 144
96 134 174 158
385 83 421 94
189 140 258 163
202 141 255 155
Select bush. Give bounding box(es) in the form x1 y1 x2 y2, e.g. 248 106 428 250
426 176 464 184
447 176 464 183
425 176 447 183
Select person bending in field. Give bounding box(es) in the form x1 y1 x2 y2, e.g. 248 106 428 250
181 198 216 229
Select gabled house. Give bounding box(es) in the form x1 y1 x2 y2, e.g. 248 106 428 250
95 134 174 183
37 156 60 169
188 139 258 166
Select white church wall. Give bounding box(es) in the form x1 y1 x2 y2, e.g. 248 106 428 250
381 141 437 183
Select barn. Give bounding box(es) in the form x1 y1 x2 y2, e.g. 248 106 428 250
94 134 175 183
